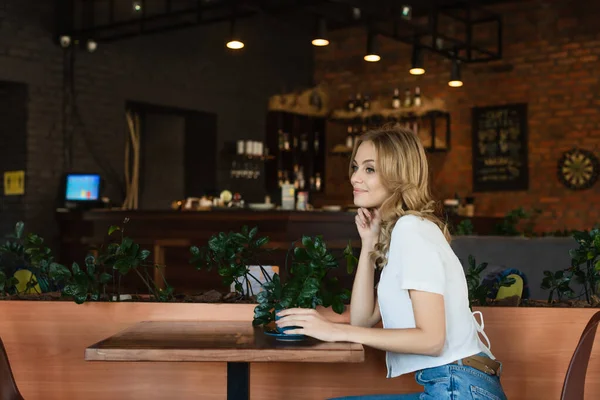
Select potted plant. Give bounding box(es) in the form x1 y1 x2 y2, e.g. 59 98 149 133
189 226 357 331
62 220 174 304
0 220 173 304
189 225 272 301
251 235 355 331
540 227 600 306
0 221 71 297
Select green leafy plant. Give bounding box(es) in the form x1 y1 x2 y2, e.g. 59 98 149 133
454 219 474 236
62 257 112 304
88 220 174 303
465 255 515 307
0 221 71 295
343 240 358 274
541 270 574 303
252 235 353 327
189 225 271 297
493 207 541 236
542 228 600 304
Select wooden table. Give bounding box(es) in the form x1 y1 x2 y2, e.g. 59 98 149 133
85 320 364 400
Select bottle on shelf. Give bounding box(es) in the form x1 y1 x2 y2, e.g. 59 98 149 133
293 164 299 189
278 130 284 150
403 88 412 108
300 133 308 152
347 95 355 112
292 133 298 149
414 87 422 107
363 94 371 111
412 118 419 135
315 172 322 191
392 88 401 109
298 166 306 190
283 170 290 185
346 126 354 149
283 132 290 150
354 93 363 113
313 131 320 153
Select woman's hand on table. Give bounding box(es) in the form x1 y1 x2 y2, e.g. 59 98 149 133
276 308 347 342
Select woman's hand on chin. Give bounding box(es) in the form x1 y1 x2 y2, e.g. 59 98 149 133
355 207 381 245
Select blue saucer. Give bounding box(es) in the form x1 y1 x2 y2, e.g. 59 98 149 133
263 329 306 341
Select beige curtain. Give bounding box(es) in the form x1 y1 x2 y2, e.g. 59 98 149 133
123 111 141 210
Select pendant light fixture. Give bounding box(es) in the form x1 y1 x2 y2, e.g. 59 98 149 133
448 58 463 87
132 1 142 13
364 28 380 62
409 45 425 75
226 18 244 50
312 17 329 47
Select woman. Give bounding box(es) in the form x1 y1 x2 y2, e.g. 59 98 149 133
276 126 507 399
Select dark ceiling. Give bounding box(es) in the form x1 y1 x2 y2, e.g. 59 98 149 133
57 0 510 63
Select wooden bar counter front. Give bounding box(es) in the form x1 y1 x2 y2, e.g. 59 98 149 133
57 209 502 293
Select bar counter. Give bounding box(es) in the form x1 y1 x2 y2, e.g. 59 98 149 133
57 209 502 293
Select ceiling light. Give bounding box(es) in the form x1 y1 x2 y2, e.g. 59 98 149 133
226 19 244 50
364 30 380 62
226 40 244 49
86 39 97 53
132 1 142 13
312 18 329 47
401 5 412 20
410 45 425 75
59 35 71 48
448 58 463 87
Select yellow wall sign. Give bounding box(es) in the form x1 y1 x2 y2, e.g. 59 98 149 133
4 170 25 195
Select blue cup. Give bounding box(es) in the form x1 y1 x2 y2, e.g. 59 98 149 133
275 311 300 334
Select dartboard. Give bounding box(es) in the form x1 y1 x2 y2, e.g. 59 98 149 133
557 148 599 190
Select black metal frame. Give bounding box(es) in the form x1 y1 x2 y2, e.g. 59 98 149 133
60 0 502 63
64 0 328 43
329 110 451 153
426 110 452 153
227 362 250 400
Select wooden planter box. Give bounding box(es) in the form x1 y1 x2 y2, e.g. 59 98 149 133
0 301 598 399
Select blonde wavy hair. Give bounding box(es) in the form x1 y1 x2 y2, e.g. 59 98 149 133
348 124 451 269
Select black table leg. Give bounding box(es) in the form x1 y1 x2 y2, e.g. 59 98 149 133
227 362 250 400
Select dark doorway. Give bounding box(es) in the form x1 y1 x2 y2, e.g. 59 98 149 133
126 102 217 210
0 81 28 236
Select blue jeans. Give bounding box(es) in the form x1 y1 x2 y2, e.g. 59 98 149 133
330 353 507 400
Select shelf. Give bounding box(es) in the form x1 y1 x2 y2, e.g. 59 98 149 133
330 96 447 122
230 154 275 161
330 108 448 123
328 110 451 153
330 144 353 156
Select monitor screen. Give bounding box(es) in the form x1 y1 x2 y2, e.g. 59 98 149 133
65 174 100 201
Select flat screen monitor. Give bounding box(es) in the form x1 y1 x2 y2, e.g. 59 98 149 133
65 174 101 201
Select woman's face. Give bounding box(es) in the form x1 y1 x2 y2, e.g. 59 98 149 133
350 141 391 209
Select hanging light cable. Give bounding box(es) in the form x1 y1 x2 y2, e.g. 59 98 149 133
312 17 329 47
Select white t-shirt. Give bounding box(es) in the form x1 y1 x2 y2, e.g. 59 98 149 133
376 214 494 378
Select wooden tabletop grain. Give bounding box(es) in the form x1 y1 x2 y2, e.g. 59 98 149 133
85 321 364 363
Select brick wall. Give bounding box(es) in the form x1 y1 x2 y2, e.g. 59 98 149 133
0 0 313 244
314 0 600 232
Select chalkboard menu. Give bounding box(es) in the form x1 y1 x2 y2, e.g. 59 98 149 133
472 103 528 192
